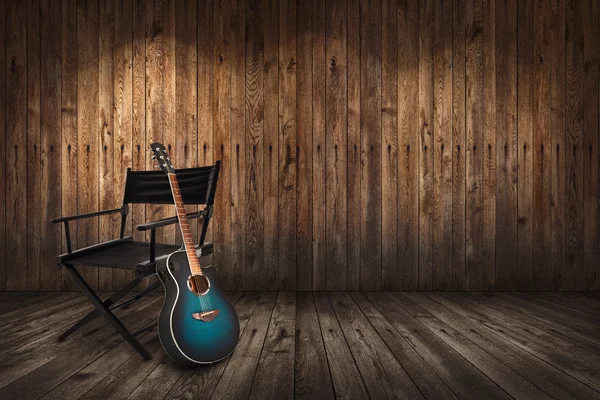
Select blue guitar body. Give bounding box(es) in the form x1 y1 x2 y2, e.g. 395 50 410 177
156 250 240 365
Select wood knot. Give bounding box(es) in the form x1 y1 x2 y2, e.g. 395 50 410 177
68 144 72 151
287 57 296 72
103 145 108 150
136 144 141 150
203 143 207 150
441 144 444 150
219 55 224 63
121 144 125 150
317 144 321 151
407 144 411 151
330 56 337 70
354 144 358 150
86 144 90 151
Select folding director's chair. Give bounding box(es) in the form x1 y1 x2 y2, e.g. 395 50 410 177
51 162 220 359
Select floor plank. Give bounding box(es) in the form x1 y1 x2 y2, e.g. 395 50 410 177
0 292 598 400
351 292 458 400
328 292 424 399
249 292 296 399
313 292 369 399
367 292 511 400
416 292 600 400
398 293 553 400
294 292 334 399
209 292 277 400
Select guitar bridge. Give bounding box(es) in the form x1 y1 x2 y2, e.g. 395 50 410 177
191 309 220 322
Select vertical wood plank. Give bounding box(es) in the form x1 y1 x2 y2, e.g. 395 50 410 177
112 0 134 289
99 0 115 291
381 0 398 290
5 0 28 291
419 0 434 291
518 0 534 290
175 0 198 246
245 0 265 290
398 0 419 291
346 0 360 291
230 0 245 290
583 0 599 291
495 0 518 291
145 0 165 247
550 0 566 291
532 0 552 290
61 0 78 290
325 0 347 291
312 0 326 290
162 0 176 245
197 0 213 265
278 0 297 290
27 0 41 291
432 0 453 291
296 0 312 291
465 0 484 291
214 0 233 289
482 0 496 290
452 0 466 291
565 0 584 290
77 0 100 290
263 0 279 290
132 0 146 245
360 0 382 291
40 0 62 291
0 0 5 291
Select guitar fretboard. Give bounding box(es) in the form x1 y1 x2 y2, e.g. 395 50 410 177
168 173 202 275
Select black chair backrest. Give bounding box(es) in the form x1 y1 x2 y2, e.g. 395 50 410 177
123 162 220 205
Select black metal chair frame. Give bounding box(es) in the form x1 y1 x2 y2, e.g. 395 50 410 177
51 162 220 360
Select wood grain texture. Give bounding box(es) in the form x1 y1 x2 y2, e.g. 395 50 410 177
432 0 453 291
263 0 279 291
5 0 28 291
346 0 360 291
99 0 116 291
452 0 466 291
1 0 600 292
245 0 265 291
278 0 296 290
40 0 62 291
26 0 41 292
311 0 326 291
360 0 382 291
325 0 347 291
0 0 5 292
566 0 585 290
381 0 398 290
295 0 312 291
398 0 419 291
495 0 518 291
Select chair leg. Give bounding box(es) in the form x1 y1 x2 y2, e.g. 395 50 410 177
59 276 143 341
63 264 152 360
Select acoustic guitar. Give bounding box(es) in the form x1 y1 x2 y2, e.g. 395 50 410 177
151 142 240 365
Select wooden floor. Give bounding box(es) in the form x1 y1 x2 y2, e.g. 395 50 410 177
0 292 599 399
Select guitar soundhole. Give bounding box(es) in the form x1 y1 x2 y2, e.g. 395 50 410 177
187 274 210 295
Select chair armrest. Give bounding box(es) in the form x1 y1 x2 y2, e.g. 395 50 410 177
51 207 124 224
136 210 205 231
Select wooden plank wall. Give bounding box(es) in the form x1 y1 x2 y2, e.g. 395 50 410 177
1 0 599 291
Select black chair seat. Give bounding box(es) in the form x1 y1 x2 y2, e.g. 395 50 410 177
65 240 181 269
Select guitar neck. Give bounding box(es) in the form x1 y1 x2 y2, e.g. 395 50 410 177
168 173 202 275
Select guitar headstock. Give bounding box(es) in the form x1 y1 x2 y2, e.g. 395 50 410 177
150 142 175 174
